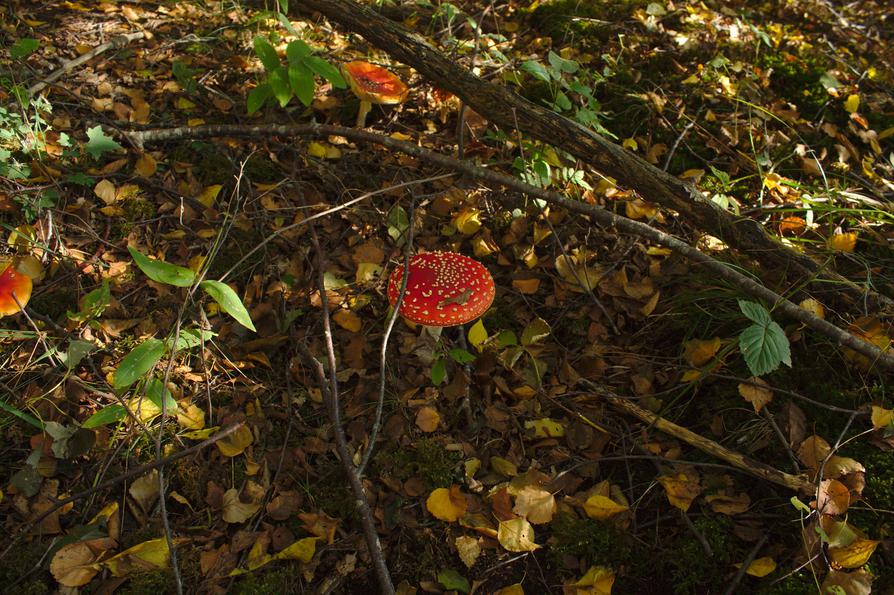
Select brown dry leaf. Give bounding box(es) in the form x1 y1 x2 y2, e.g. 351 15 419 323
332 309 362 333
657 471 701 512
426 486 467 522
583 494 629 520
797 435 831 471
738 377 773 413
129 469 160 514
705 492 750 515
497 518 540 552
298 511 340 544
216 424 254 457
454 535 481 568
94 179 118 204
495 584 525 595
415 406 441 432
828 538 879 569
555 253 602 293
512 485 556 524
799 298 825 319
50 540 110 587
266 491 302 521
573 565 615 594
824 456 865 480
821 569 872 595
816 479 851 516
778 216 807 236
134 153 157 177
222 488 261 523
512 277 541 294
682 337 721 367
625 198 660 220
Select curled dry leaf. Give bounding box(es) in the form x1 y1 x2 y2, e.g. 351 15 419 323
871 405 894 429
816 479 851 516
50 539 114 587
738 377 773 413
705 492 750 515
497 518 540 552
129 469 160 514
426 486 467 522
657 471 702 512
682 337 721 367
829 538 879 569
821 569 873 595
797 435 831 472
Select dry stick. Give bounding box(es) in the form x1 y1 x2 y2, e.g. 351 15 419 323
304 222 395 595
0 422 245 562
28 32 146 96
579 379 813 492
295 0 894 313
126 124 894 372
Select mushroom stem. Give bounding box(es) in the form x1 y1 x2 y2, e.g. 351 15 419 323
356 99 372 127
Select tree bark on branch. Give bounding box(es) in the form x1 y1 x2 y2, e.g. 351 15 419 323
295 0 893 314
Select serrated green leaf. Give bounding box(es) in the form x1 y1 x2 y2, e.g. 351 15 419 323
113 338 165 390
83 404 128 428
253 36 280 72
431 358 447 386
200 280 256 332
288 63 314 106
437 568 470 593
128 246 195 287
739 320 791 376
448 348 476 364
548 50 579 74
738 299 771 325
85 126 123 159
303 55 346 88
247 83 273 114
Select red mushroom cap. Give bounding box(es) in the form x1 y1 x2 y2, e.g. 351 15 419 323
0 260 33 317
387 251 494 327
341 61 408 105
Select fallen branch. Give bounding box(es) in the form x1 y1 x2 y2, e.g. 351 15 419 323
294 0 894 314
579 379 813 492
124 123 894 372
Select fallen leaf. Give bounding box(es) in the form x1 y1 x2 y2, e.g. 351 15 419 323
415 406 441 432
682 337 721 367
829 232 857 252
657 472 701 512
705 492 750 515
821 569 872 595
129 469 160 514
871 406 894 429
799 298 825 319
583 494 629 520
50 541 107 587
104 537 178 577
216 424 253 457
797 435 831 471
573 565 615 594
741 556 776 577
497 518 540 552
491 456 518 477
524 418 566 438
816 479 851 516
738 377 773 413
454 535 481 568
512 485 556 524
177 403 205 430
427 486 467 522
333 309 362 332
829 538 879 569
222 488 261 523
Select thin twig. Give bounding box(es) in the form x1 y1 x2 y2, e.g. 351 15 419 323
125 124 894 372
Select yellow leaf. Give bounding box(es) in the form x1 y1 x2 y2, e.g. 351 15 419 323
738 377 773 413
844 94 860 114
177 403 205 430
524 418 565 438
273 537 317 563
497 518 540 552
134 153 157 177
216 424 254 457
829 232 858 252
176 96 196 110
491 456 518 477
355 262 383 283
306 141 342 159
468 319 487 351
512 277 541 294
455 535 481 568
496 585 525 595
332 309 362 333
104 537 175 577
222 488 261 523
681 369 703 382
415 406 441 432
682 337 721 367
574 565 615 594
454 207 482 236
426 486 467 522
583 494 629 520
657 472 701 512
622 137 638 151
829 538 879 569
182 427 217 440
871 406 894 429
94 179 118 204
799 298 825 319
512 485 556 524
625 199 660 221
743 556 776 577
471 235 499 257
197 184 222 208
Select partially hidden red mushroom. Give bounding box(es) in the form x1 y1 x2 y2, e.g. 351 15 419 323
0 259 33 317
341 61 408 127
387 251 494 327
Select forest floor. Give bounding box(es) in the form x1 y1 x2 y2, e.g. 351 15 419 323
1 0 893 593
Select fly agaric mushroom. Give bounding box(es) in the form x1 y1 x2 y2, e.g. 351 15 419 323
0 260 33 317
387 251 494 328
341 61 408 127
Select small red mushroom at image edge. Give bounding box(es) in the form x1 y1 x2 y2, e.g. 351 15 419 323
0 259 33 317
387 251 495 330
341 60 408 127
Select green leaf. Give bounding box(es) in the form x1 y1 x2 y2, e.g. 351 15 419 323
520 60 550 82
497 330 518 347
521 317 551 346
448 348 476 364
85 126 123 159
67 280 110 322
247 83 273 114
170 328 216 352
0 398 43 429
128 246 196 287
286 40 312 64
437 568 470 593
11 38 40 59
269 66 293 107
278 12 300 38
288 63 315 106
146 378 179 412
303 55 346 88
83 404 128 429
200 280 257 332
547 50 579 74
253 36 281 72
60 340 95 371
431 358 447 386
738 299 771 325
113 338 165 390
739 320 791 376
387 205 410 244
790 496 812 514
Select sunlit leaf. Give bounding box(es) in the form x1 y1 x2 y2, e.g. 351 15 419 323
129 247 195 287
426 486 467 522
497 518 540 552
200 280 256 332
113 338 165 389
